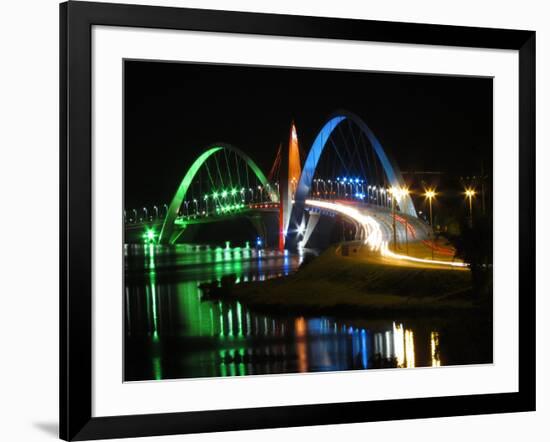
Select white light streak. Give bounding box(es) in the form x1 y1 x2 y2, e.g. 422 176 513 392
393 322 405 367
304 199 468 268
380 242 468 268
305 199 383 251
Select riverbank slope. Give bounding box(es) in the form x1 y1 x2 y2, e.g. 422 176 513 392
232 245 483 317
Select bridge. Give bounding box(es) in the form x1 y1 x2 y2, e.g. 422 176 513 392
125 110 465 269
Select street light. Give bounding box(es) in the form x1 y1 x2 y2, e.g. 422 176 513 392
389 186 410 252
143 228 156 244
400 188 410 254
424 189 436 227
423 188 437 259
240 187 245 202
465 188 476 226
393 187 409 209
221 190 228 208
389 187 398 250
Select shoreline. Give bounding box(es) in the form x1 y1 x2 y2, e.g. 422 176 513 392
225 245 490 319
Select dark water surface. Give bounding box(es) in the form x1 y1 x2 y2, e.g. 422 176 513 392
124 244 492 381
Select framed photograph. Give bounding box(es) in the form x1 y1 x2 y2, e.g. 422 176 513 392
60 1 535 440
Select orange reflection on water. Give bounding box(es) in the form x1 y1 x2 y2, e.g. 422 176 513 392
431 331 441 367
295 317 308 372
295 317 307 338
404 329 415 368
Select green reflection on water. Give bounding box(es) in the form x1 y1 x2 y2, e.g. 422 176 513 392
168 247 250 339
228 349 236 376
218 301 224 338
227 307 234 338
145 243 159 340
236 302 243 337
209 306 215 337
152 356 162 380
175 281 219 337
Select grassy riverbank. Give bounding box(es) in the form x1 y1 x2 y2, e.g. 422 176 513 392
232 246 483 317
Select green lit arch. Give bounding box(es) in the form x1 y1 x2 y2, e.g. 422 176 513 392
159 143 278 244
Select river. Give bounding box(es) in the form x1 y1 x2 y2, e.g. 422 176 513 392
124 243 492 381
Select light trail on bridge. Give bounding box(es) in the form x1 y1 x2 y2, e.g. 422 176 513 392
379 243 468 268
304 199 468 269
304 199 384 251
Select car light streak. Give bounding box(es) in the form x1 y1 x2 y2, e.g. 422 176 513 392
304 199 468 268
380 242 468 268
305 199 383 251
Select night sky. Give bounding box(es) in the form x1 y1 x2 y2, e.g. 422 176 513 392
124 60 492 209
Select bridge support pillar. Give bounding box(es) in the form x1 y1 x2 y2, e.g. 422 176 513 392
170 224 200 244
278 122 302 252
278 203 285 252
300 212 320 248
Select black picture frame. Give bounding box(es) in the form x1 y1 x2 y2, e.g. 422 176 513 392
60 1 536 440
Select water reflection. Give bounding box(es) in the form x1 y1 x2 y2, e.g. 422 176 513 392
124 244 487 381
431 331 441 367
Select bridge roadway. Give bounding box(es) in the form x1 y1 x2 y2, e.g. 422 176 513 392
125 200 425 246
125 199 466 268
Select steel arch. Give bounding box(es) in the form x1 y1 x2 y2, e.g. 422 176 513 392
159 143 278 244
286 111 416 248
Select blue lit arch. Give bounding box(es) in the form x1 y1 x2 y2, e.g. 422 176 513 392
286 111 416 248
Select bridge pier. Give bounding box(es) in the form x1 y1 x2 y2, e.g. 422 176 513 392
170 224 200 244
278 122 302 252
300 212 320 248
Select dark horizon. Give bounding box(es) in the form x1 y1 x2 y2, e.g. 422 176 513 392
124 60 492 209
